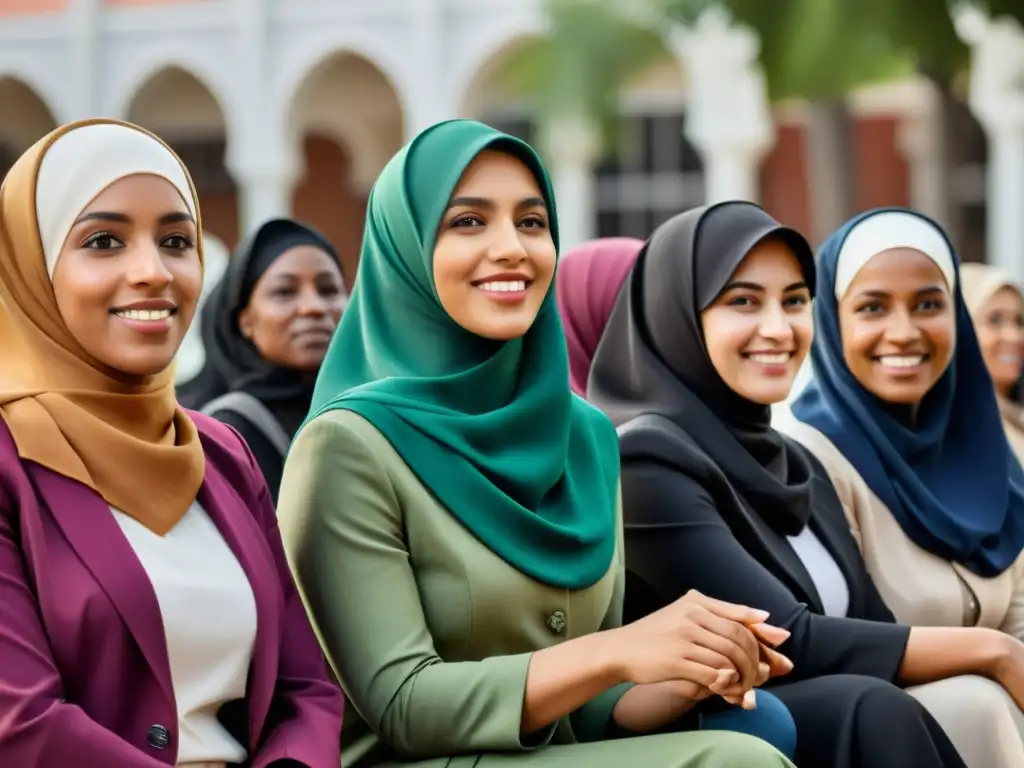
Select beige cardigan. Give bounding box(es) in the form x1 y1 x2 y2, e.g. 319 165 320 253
774 408 1024 638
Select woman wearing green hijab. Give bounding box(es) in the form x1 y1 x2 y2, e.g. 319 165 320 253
277 119 796 767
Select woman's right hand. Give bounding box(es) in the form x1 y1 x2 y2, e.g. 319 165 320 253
607 590 792 694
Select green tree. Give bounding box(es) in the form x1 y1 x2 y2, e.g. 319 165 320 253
504 0 1024 245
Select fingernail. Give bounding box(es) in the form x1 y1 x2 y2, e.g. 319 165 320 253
742 689 757 710
751 609 770 622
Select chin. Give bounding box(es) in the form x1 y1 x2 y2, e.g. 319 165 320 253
468 319 536 341
105 353 178 378
865 383 929 405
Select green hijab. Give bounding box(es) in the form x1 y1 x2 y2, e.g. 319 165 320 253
305 119 619 589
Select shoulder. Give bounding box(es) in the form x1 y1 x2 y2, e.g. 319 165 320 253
773 407 860 487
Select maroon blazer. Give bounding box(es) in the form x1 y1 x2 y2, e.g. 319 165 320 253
0 411 343 767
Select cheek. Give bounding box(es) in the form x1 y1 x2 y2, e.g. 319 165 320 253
52 262 114 329
927 322 956 365
840 319 875 365
703 314 750 371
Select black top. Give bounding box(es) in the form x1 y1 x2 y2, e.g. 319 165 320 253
618 415 909 684
588 203 910 683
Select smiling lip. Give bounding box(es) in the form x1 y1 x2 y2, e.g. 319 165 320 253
472 272 532 304
742 351 793 375
874 353 929 378
110 302 177 335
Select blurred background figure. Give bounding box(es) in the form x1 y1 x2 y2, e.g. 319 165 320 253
185 219 347 501
962 263 1024 460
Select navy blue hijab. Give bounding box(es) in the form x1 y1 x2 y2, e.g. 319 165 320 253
792 207 1024 576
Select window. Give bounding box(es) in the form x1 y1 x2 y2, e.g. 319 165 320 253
594 111 704 239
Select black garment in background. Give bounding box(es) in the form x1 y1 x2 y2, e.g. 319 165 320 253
185 218 343 496
590 204 966 768
210 391 312 505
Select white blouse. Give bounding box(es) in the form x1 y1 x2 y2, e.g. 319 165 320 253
113 503 258 768
787 526 851 618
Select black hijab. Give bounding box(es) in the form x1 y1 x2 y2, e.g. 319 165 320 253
589 202 818 534
179 218 343 416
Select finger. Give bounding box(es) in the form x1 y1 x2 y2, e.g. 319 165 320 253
669 659 729 690
755 661 770 688
685 590 770 625
708 668 739 694
682 644 736 674
749 622 791 647
760 644 794 677
691 610 761 687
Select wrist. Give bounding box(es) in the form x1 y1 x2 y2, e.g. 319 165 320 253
591 627 631 687
982 629 1019 679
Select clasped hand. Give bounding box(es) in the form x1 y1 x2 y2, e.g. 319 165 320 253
612 590 794 709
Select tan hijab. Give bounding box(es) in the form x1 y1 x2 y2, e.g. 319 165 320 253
0 118 206 535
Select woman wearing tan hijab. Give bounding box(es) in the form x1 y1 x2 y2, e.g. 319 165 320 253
961 263 1024 461
0 118 341 767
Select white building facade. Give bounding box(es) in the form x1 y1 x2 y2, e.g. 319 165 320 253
0 0 1021 275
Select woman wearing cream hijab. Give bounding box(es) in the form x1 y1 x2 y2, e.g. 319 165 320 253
0 118 341 767
961 263 1024 461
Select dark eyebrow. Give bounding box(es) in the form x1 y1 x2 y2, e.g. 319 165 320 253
854 285 946 299
721 281 764 292
72 210 195 226
445 195 547 212
784 281 809 292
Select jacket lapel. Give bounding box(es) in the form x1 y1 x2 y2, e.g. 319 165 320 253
742 501 826 613
197 454 280 748
29 465 176 711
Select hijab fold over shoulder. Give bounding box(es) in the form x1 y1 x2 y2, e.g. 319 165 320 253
0 118 205 535
792 207 1024 576
589 201 818 535
304 120 620 589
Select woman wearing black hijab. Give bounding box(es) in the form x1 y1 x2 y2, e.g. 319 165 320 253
184 218 347 499
588 202 969 768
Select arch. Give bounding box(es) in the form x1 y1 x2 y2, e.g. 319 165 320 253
274 37 409 127
286 50 404 193
458 34 548 119
124 65 238 246
451 8 547 115
111 56 235 130
0 76 59 175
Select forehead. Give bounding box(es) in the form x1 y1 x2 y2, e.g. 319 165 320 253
451 149 543 197
260 245 340 279
730 238 803 280
79 174 190 214
848 247 949 289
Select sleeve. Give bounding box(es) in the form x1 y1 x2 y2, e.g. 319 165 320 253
569 490 634 742
227 425 344 768
998 554 1024 641
0 480 167 767
620 460 911 684
276 413 554 760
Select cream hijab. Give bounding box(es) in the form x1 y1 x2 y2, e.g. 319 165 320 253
0 118 205 535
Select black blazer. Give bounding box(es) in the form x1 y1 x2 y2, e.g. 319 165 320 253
618 414 911 685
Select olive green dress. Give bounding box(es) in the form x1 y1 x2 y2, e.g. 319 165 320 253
277 410 792 767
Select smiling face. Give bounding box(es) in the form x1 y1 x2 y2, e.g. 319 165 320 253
975 285 1024 397
700 238 814 405
50 173 202 377
432 149 556 340
237 244 347 371
838 247 956 405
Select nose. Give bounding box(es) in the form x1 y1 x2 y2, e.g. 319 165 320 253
758 301 794 343
296 287 333 317
486 217 528 265
1000 320 1023 346
884 306 920 344
125 241 172 288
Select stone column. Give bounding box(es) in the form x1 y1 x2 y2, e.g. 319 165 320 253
957 9 1024 275
667 6 774 204
539 115 600 251
405 0 455 138
231 164 299 236
68 0 100 120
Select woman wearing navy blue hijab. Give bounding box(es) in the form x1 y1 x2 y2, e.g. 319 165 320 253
778 207 1024 764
